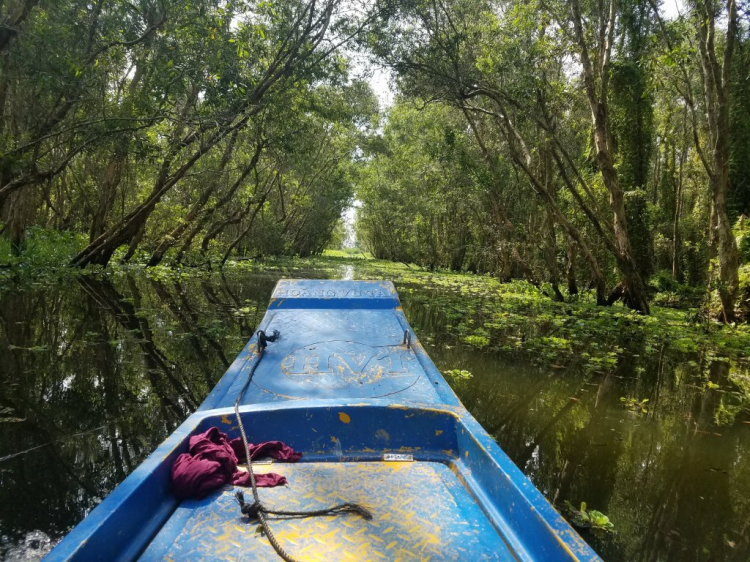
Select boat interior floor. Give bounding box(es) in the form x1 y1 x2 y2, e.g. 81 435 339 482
140 460 516 561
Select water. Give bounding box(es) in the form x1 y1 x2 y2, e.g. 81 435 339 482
0 265 748 561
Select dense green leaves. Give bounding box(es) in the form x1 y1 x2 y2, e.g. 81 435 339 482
0 0 377 267
1 0 750 318
356 0 750 318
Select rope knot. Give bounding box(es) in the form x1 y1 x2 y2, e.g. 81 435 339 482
236 490 263 519
257 329 280 351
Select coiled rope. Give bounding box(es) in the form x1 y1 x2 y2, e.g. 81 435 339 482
233 329 372 562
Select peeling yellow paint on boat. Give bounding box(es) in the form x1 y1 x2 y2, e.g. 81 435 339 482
338 412 351 424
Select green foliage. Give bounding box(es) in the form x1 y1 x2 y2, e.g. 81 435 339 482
624 190 654 281
565 501 616 534
356 102 493 271
734 218 750 264
0 0 378 268
443 369 473 380
2 0 747 322
464 335 490 349
0 227 86 275
620 397 649 414
649 270 703 308
728 39 750 219
737 264 750 318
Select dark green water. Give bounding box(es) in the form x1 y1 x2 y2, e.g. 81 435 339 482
0 265 749 561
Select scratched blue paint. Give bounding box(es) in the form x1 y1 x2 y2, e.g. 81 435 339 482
46 280 602 562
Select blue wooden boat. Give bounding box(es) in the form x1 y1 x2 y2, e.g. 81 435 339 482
47 280 601 561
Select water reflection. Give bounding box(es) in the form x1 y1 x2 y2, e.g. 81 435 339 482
0 269 748 561
340 264 355 280
0 271 280 560
403 296 750 562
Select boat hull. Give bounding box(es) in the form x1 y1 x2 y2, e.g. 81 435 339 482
46 280 601 561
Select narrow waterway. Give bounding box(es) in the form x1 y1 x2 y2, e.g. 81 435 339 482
0 265 748 561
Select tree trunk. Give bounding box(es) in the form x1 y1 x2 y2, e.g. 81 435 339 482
462 104 607 302
89 52 149 244
672 142 684 281
711 170 739 322
219 197 267 268
565 234 579 295
146 131 243 267
2 185 37 254
569 0 650 313
90 156 124 243
694 0 740 321
72 106 248 267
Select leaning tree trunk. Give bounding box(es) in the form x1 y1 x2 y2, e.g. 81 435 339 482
564 233 579 295
89 51 150 244
146 131 243 267
463 103 608 302
672 140 684 282
2 183 37 254
90 155 124 243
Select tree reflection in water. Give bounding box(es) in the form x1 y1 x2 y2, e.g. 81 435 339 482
0 272 278 559
0 270 749 561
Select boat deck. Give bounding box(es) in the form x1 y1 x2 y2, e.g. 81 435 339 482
140 461 515 561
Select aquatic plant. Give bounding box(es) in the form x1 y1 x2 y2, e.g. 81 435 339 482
620 397 650 414
565 502 616 534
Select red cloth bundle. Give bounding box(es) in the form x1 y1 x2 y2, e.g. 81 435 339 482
170 427 301 500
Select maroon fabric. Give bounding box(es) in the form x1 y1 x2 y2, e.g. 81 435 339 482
230 438 303 463
170 427 300 500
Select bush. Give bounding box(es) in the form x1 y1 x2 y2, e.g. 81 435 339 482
0 227 86 268
734 216 750 264
649 270 703 308
737 264 750 319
